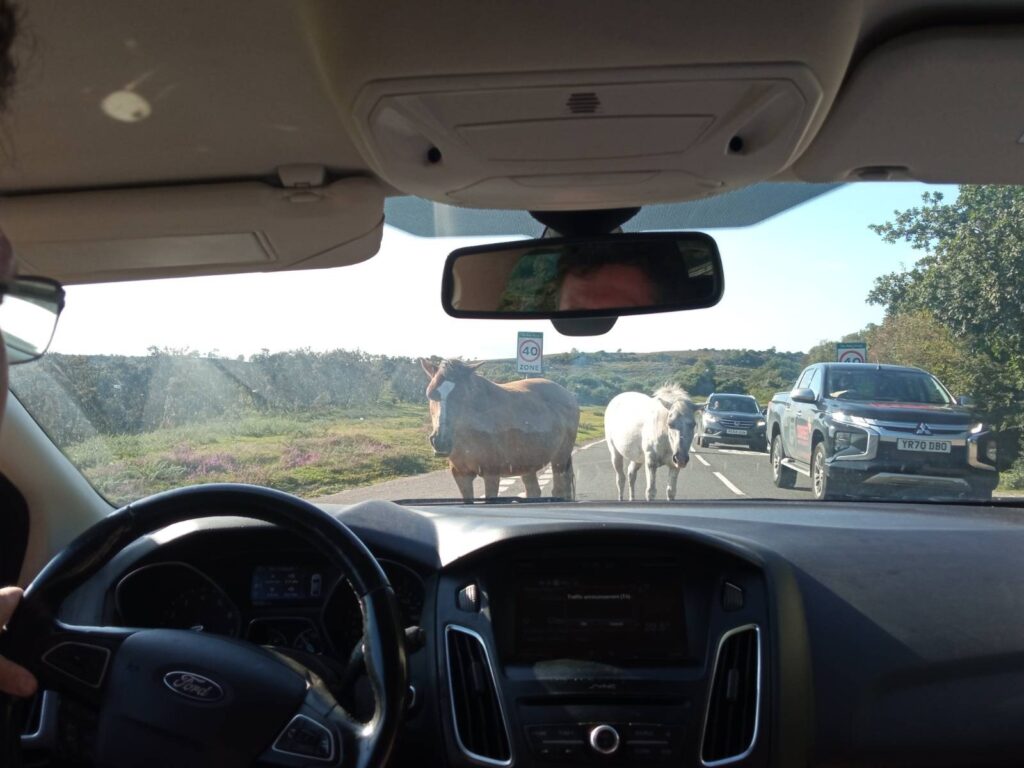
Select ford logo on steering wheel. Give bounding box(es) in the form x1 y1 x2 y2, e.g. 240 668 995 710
163 671 225 703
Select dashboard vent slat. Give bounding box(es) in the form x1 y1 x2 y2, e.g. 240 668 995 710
566 91 601 114
701 625 761 765
446 626 511 765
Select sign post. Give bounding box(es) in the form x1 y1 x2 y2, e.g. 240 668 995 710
836 342 867 364
517 331 543 375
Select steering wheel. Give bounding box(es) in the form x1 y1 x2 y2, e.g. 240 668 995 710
0 484 408 768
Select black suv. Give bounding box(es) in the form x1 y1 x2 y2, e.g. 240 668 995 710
766 363 1000 501
696 392 767 451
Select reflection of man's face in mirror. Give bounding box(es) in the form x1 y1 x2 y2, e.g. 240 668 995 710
557 262 658 311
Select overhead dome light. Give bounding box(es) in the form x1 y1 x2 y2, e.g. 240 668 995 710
101 90 152 123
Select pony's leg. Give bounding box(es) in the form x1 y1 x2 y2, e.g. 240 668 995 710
483 474 500 499
452 469 476 501
665 465 681 501
626 461 640 501
610 450 626 501
644 456 659 501
522 472 541 498
551 455 575 500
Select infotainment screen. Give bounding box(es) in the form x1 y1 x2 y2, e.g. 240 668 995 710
511 558 687 663
251 565 324 605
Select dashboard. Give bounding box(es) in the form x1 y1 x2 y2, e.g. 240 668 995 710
47 499 1024 768
112 551 425 657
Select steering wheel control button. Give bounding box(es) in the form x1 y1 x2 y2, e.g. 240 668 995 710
456 583 481 612
273 714 335 762
588 724 620 755
722 582 745 611
42 642 111 688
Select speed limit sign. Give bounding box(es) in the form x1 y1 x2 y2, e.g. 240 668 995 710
517 331 543 374
837 342 867 363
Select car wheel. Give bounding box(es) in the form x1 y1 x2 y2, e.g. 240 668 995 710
812 441 846 500
771 434 796 489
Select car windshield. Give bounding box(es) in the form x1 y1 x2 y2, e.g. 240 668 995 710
709 396 759 413
827 370 953 405
8 182 1024 506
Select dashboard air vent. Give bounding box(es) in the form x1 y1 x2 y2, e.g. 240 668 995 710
446 626 511 765
566 91 601 114
701 625 761 765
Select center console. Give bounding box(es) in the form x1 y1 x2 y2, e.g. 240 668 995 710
437 533 769 768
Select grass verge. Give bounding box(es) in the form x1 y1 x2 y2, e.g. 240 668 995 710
68 404 609 506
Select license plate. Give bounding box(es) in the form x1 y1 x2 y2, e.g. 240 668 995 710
725 428 748 436
896 438 951 453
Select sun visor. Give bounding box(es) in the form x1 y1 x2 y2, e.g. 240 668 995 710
795 27 1024 183
0 177 385 285
350 66 823 210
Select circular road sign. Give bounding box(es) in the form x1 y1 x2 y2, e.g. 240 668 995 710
518 338 541 362
838 349 866 363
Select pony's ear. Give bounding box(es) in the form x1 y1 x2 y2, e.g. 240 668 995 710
419 358 439 378
467 361 485 371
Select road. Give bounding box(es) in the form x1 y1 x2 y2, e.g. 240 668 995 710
317 438 817 504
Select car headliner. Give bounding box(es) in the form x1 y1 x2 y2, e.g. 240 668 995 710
0 1 1020 281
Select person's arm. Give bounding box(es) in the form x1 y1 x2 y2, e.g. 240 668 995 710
0 586 38 697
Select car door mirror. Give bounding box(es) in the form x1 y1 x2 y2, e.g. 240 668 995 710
790 387 817 404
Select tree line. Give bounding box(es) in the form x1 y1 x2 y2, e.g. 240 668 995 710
9 345 805 447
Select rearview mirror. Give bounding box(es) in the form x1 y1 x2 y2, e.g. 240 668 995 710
442 232 723 319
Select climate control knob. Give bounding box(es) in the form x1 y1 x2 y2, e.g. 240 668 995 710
588 725 620 755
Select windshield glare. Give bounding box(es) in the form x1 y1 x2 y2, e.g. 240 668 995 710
827 370 952 405
709 396 760 413
8 182 1024 506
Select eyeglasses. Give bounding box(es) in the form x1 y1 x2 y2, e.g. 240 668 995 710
0 276 65 364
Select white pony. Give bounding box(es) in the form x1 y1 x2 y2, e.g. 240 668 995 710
604 386 697 501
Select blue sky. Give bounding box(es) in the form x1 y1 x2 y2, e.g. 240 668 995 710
48 183 951 360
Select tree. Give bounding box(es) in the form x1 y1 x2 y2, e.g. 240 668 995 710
803 332 868 366
869 186 1024 427
863 310 974 396
680 359 717 396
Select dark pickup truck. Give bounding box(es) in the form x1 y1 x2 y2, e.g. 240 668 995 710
766 363 999 501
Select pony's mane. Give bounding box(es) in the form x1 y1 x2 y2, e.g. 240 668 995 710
653 384 693 408
439 359 480 380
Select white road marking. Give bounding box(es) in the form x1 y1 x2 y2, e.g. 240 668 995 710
713 471 746 496
489 438 605 498
695 454 710 467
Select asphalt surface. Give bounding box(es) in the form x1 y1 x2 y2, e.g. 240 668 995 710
317 438 816 504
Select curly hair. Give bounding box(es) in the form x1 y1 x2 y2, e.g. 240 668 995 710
0 0 18 113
